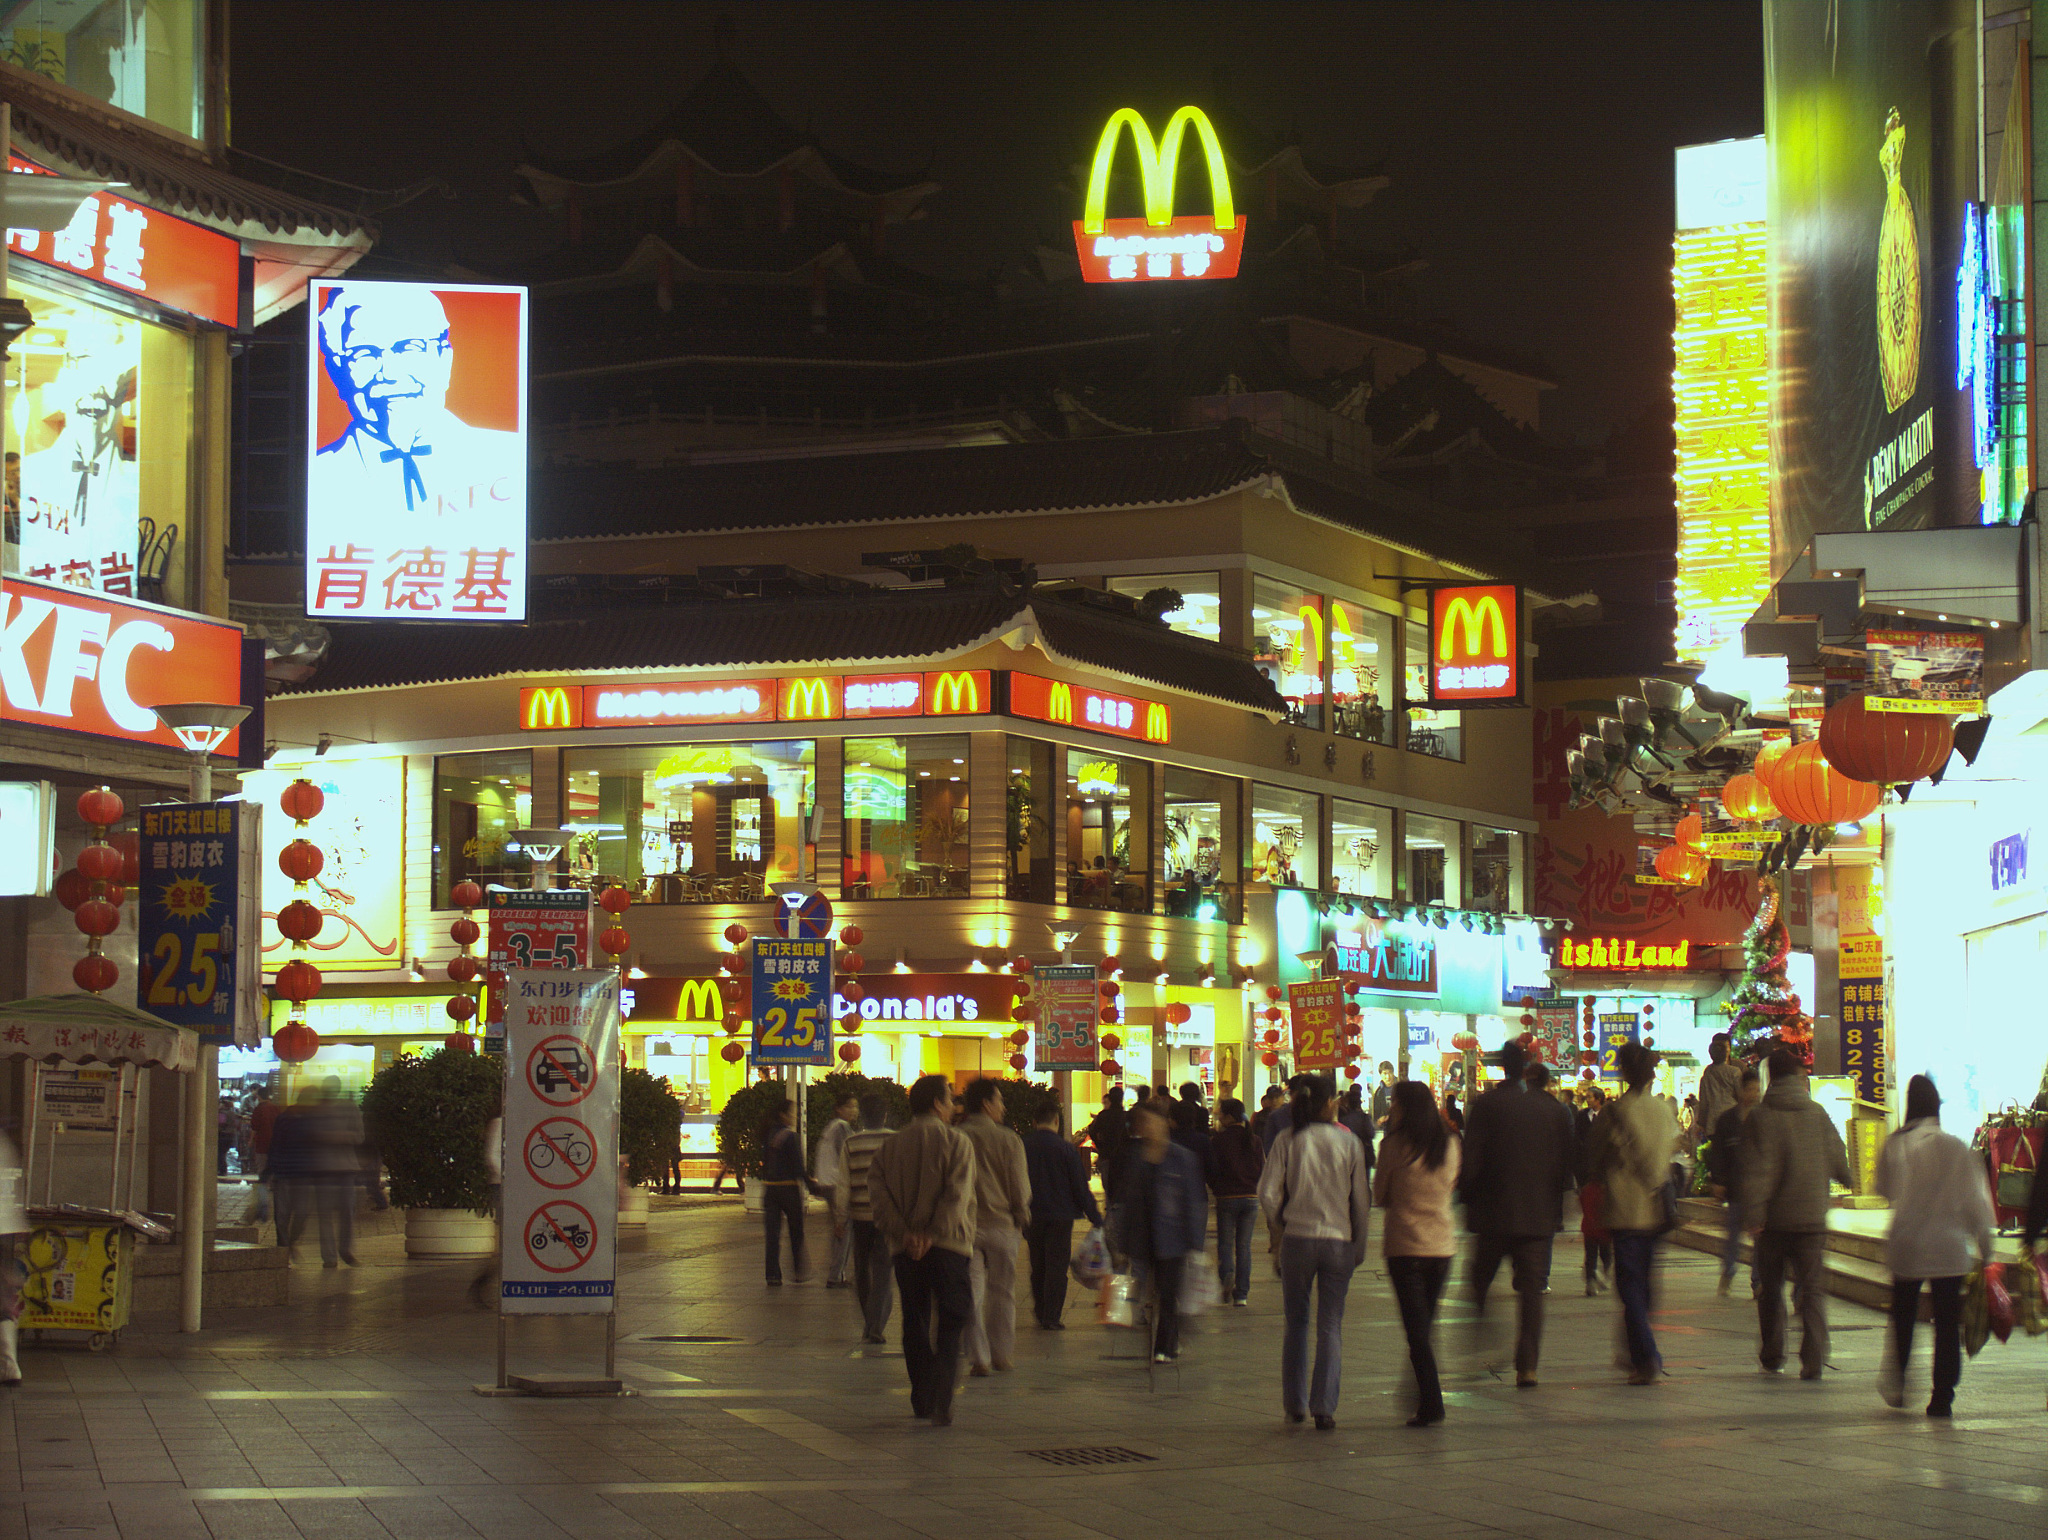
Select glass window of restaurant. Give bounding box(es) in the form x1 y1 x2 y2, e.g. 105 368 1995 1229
1163 767 1238 919
844 736 969 898
1467 825 1524 913
0 0 205 139
1066 749 1151 911
1329 599 1394 743
1106 573 1223 641
1402 619 1463 760
1005 737 1056 903
1253 577 1324 728
1250 784 1320 890
1403 812 1460 907
1 273 195 607
433 750 532 907
564 741 815 902
1331 798 1393 899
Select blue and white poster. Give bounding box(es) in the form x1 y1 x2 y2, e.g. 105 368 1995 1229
139 799 262 1044
751 937 832 1066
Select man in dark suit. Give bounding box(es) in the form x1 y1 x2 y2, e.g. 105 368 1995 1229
1458 1038 1577 1388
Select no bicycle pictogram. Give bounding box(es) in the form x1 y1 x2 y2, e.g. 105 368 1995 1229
524 1200 597 1273
523 1117 597 1190
525 1034 595 1107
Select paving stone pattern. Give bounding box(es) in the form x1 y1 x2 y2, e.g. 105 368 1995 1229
4 1198 2045 1539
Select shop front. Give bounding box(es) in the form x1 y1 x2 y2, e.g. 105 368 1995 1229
1546 935 1735 1103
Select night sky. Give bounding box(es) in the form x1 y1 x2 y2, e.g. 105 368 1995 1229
230 0 1763 446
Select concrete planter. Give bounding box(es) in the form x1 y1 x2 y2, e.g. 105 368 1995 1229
743 1184 763 1214
404 1208 497 1259
619 1186 650 1228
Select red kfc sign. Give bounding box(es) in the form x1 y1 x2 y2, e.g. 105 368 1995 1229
0 576 244 752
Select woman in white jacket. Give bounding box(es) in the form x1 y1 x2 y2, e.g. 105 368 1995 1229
1875 1075 1995 1417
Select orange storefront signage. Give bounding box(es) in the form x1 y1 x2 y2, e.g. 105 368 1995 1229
1428 584 1521 707
1009 672 1171 744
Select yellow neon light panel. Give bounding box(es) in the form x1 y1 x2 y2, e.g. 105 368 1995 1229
1082 106 1237 234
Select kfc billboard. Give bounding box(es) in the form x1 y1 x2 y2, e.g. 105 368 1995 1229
305 280 528 622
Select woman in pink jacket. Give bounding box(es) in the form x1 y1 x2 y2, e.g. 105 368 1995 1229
1372 1080 1461 1427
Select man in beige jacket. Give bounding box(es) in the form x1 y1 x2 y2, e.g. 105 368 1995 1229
868 1074 978 1425
957 1078 1033 1374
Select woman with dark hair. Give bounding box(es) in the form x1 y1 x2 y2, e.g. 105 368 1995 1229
1374 1079 1460 1427
1600 1043 1680 1384
1875 1074 1994 1416
1258 1074 1371 1430
758 1095 810 1285
1442 1093 1464 1134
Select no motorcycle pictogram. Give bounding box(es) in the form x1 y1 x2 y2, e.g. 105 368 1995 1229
523 1117 597 1190
525 1034 595 1107
524 1200 597 1273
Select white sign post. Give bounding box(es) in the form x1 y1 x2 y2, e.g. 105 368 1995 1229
496 967 620 1394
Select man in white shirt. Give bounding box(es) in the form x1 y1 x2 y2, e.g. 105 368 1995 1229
813 1093 858 1288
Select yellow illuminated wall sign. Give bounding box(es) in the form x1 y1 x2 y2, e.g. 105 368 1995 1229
1674 213 1772 661
780 675 840 721
1073 105 1246 283
519 686 580 730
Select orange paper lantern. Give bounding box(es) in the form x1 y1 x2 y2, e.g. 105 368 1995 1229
1720 772 1777 823
1769 741 1883 827
1654 844 1709 886
272 1022 321 1063
1673 813 1703 851
1818 693 1954 786
1753 737 1794 794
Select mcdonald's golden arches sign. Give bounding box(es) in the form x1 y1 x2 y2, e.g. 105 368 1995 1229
1072 106 1245 284
1427 584 1522 707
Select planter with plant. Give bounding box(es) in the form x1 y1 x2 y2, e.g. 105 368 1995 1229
362 1046 504 1259
619 1066 681 1224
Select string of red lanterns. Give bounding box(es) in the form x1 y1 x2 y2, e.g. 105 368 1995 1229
70 786 126 994
836 925 864 1063
271 779 326 1065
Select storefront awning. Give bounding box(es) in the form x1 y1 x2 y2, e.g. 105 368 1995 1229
0 994 200 1071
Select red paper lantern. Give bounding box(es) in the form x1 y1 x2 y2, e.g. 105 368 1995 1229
1818 693 1954 786
1673 812 1703 851
1008 1053 1027 1072
73 899 119 937
76 843 121 881
840 980 865 1004
113 833 140 883
446 994 477 1023
1265 985 1283 1003
599 926 631 956
447 956 481 983
839 951 865 974
76 787 123 828
839 1042 862 1063
1581 1067 1596 1081
441 1033 474 1055
101 882 126 909
1099 1006 1119 1024
448 917 480 947
276 959 324 1004
72 954 117 994
1643 1036 1655 1049
599 886 633 914
723 922 748 945
1009 1029 1030 1047
1655 844 1709 886
836 924 865 947
1262 1029 1281 1046
1009 954 1032 973
1260 1050 1280 1068
272 1022 321 1063
1768 741 1882 827
1519 1012 1536 1027
1099 954 1122 975
1344 1065 1362 1081
52 868 88 911
1100 1033 1121 1052
450 881 484 910
722 1041 747 1063
721 951 742 973
1099 981 1120 1000
1263 1007 1282 1023
279 780 324 822
1165 1002 1192 1025
1720 772 1777 823
277 840 324 882
1011 1005 1033 1023
1100 1058 1122 1076
1011 977 1032 998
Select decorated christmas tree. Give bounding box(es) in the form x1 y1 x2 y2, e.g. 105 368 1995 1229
1725 876 1812 1063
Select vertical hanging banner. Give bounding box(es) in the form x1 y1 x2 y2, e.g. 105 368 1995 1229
1033 964 1100 1068
138 800 263 1044
486 890 593 1034
501 968 619 1313
751 937 832 1066
1288 978 1346 1070
1838 936 1887 1105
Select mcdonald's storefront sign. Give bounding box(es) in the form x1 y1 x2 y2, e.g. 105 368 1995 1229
1009 672 1171 745
1072 106 1245 284
518 686 583 730
1427 584 1522 707
621 976 727 1025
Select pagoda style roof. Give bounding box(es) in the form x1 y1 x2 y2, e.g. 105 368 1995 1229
519 230 869 292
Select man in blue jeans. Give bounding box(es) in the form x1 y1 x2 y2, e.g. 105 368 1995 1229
1205 1097 1264 1306
1708 1068 1762 1295
1021 1101 1101 1329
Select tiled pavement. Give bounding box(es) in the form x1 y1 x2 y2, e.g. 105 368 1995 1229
5 1197 2046 1539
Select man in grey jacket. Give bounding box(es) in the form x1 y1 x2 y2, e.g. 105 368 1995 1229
1458 1039 1576 1387
957 1078 1032 1375
869 1076 978 1425
1743 1048 1851 1379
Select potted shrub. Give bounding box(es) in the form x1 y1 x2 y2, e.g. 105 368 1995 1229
716 1079 792 1211
619 1066 681 1226
362 1047 503 1259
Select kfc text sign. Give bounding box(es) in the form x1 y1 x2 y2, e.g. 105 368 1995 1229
0 576 244 752
306 280 528 622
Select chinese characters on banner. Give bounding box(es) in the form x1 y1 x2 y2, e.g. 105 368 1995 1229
1865 630 1984 714
1288 978 1346 1070
1531 1002 1578 1068
500 969 618 1313
1032 964 1099 1068
304 280 529 621
1598 1011 1641 1079
750 937 832 1067
138 799 263 1045
1839 936 1887 1106
486 892 592 1044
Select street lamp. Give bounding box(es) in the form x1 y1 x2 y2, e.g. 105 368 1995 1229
509 828 572 890
151 702 251 803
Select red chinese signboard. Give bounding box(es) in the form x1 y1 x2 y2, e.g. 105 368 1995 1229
1008 672 1171 744
1031 964 1099 1069
486 891 592 1026
9 156 239 327
1428 584 1521 706
1287 978 1346 1070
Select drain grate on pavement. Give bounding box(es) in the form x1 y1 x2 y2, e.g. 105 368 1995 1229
1023 1446 1158 1467
641 1334 743 1344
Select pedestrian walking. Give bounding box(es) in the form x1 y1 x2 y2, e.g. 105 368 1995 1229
1258 1074 1370 1429
1205 1097 1264 1307
814 1092 857 1288
1338 1085 1376 1163
1744 1047 1850 1380
1251 1084 1285 1144
0 1125 25 1385
1370 1062 1397 1128
1875 1075 1992 1416
1443 1093 1463 1134
267 1091 316 1259
1113 1101 1207 1364
1708 1067 1762 1296
1170 1088 1211 1166
1087 1088 1131 1203
1458 1039 1574 1388
306 1078 362 1268
1021 1100 1101 1329
467 1104 503 1308
867 1074 978 1425
1574 1085 1612 1294
843 1092 897 1343
957 1079 1031 1375
1374 1079 1460 1427
1600 1043 1681 1384
1260 1073 1310 1151
758 1094 811 1285
660 1120 683 1195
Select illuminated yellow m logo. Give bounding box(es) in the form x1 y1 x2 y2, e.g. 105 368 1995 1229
931 671 981 714
1439 596 1508 661
522 687 576 729
1144 702 1170 743
1047 682 1074 723
783 676 834 719
1081 106 1237 235
675 979 722 1023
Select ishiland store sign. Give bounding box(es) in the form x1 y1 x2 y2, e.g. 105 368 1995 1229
1557 937 1694 971
1427 584 1521 707
1073 107 1244 284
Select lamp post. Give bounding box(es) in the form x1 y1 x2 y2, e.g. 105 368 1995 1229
149 702 250 1335
509 828 572 891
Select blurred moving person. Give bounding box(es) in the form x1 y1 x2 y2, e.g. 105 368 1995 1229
957 1079 1031 1375
1600 1045 1682 1384
1375 1080 1459 1427
1708 1068 1763 1297
844 1093 897 1344
1022 1100 1101 1329
758 1094 810 1285
1205 1097 1264 1307
1744 1047 1850 1381
868 1075 978 1425
1574 1084 1613 1294
814 1092 857 1288
1114 1101 1207 1364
